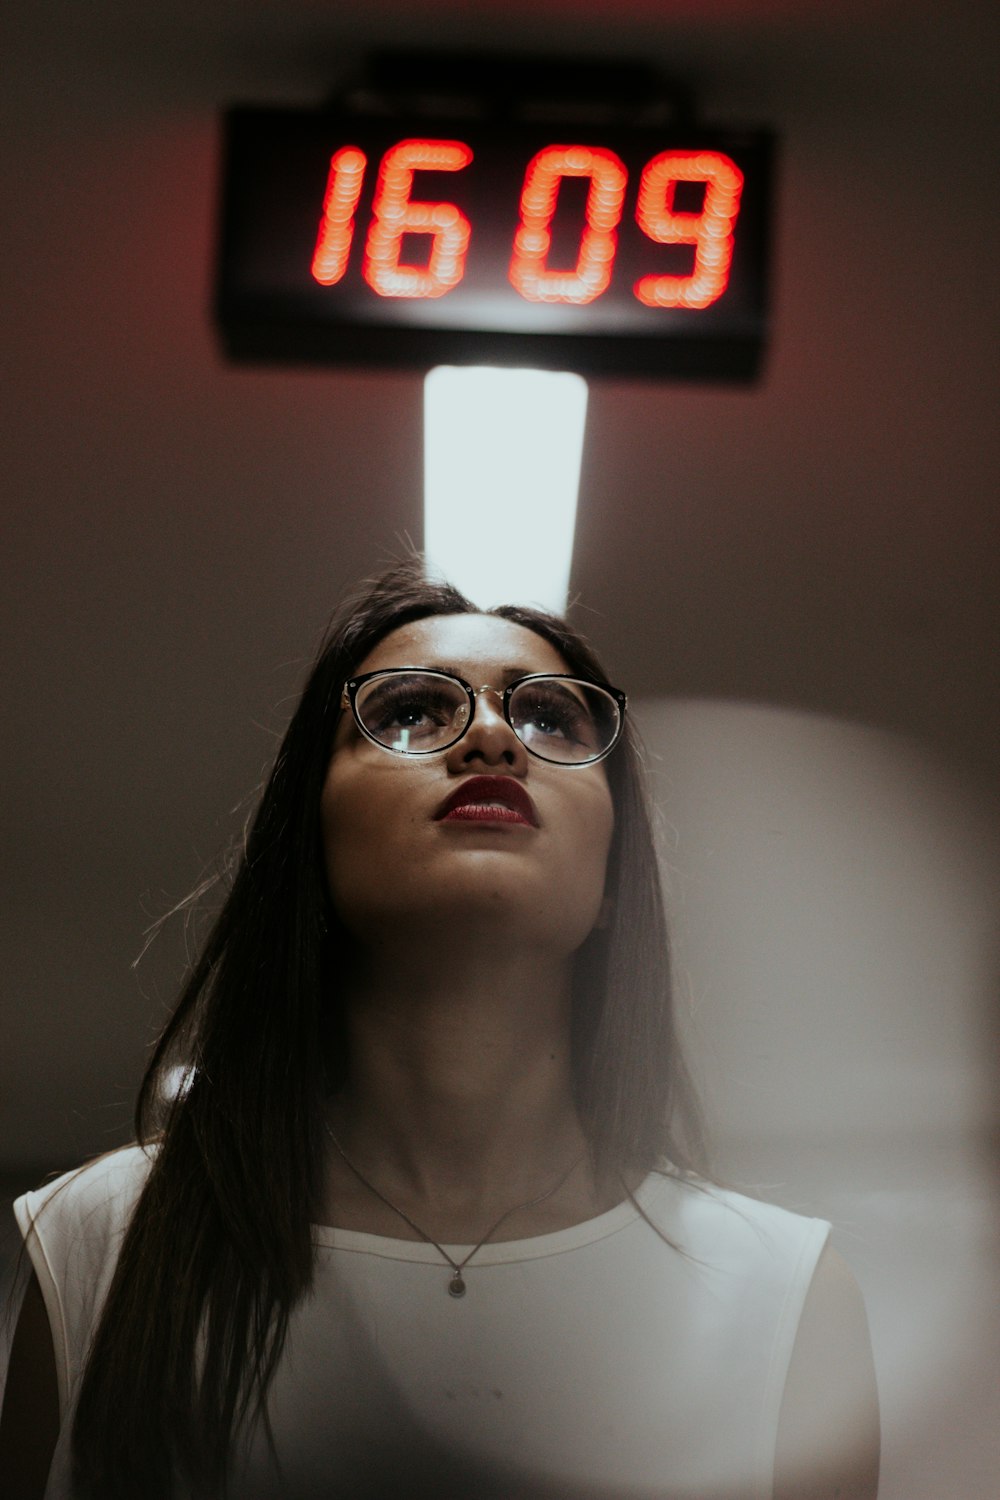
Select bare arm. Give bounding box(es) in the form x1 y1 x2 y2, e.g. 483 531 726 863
774 1243 880 1500
0 1269 60 1500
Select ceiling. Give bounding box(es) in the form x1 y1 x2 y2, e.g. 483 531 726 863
2 1 998 1177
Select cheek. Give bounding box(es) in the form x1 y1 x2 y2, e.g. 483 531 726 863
319 762 425 922
319 769 371 909
553 798 615 951
587 771 616 857
319 780 345 905
591 793 616 893
321 790 389 940
566 785 616 916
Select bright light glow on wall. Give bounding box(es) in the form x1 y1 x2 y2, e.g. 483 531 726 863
423 366 588 611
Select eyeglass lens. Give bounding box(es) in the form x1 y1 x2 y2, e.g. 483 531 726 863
354 672 620 763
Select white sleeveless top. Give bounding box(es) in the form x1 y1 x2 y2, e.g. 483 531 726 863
15 1146 829 1499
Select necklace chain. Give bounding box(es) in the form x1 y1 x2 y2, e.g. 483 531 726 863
325 1125 585 1297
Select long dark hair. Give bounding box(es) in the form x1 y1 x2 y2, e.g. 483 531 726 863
71 559 705 1498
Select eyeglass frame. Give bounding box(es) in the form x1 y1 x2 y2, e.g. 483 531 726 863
340 668 628 767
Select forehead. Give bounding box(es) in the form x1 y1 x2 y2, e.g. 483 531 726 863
354 613 571 681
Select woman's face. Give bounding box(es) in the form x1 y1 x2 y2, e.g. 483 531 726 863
320 613 616 957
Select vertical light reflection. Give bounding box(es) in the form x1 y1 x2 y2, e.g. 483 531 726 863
423 366 588 611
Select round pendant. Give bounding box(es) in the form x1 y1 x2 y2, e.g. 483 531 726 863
448 1272 466 1298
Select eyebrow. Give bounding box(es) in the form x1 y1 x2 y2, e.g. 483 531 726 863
410 663 543 685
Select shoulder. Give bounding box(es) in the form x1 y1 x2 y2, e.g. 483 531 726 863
13 1145 157 1327
644 1172 832 1281
646 1176 878 1497
632 1174 834 1371
14 1143 156 1253
11 1145 158 1417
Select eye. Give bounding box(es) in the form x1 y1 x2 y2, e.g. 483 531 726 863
511 683 596 748
356 674 467 749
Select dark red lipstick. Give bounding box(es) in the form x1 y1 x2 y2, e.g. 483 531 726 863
435 776 538 827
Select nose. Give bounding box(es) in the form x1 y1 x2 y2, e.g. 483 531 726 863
445 686 530 772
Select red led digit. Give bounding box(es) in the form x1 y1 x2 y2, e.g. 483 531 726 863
310 147 368 285
363 139 473 299
634 151 744 309
509 145 628 305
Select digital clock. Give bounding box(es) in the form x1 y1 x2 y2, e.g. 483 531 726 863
215 107 773 379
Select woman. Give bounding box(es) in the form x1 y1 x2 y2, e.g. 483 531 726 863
2 560 879 1499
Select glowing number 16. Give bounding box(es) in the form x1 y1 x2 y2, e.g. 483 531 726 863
311 138 744 308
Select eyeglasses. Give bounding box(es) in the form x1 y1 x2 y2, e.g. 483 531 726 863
342 669 627 766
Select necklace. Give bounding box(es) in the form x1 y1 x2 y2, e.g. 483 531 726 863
326 1126 585 1297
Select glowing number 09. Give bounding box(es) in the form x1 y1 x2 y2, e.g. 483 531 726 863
311 139 744 308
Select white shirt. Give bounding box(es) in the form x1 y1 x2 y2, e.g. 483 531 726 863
15 1145 829 1499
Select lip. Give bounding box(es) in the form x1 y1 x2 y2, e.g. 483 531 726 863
435 775 538 827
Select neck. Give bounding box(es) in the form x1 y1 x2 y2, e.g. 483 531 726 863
328 942 595 1223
